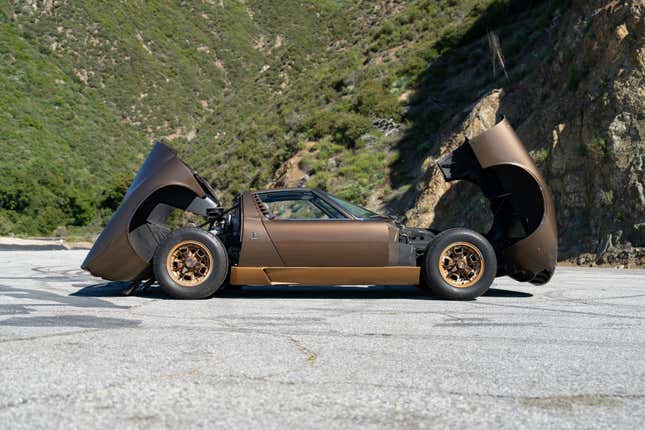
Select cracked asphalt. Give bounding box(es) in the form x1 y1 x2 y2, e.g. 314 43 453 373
0 250 644 429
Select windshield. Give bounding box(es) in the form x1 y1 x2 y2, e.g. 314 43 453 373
324 193 381 219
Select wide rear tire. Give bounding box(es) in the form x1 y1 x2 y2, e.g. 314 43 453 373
153 228 228 299
420 228 496 300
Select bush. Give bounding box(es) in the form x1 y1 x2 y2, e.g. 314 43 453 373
305 111 372 147
531 148 550 165
99 173 134 211
0 187 29 212
308 171 333 191
354 80 403 120
64 192 95 227
579 136 608 159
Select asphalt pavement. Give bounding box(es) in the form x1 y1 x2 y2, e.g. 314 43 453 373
0 250 643 429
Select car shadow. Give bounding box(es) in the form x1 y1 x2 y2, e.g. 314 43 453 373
72 282 532 300
483 289 533 298
71 282 170 300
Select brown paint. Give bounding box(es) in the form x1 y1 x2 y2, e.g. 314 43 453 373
81 143 206 281
468 118 557 282
262 219 391 266
248 188 408 267
237 192 285 267
229 266 421 286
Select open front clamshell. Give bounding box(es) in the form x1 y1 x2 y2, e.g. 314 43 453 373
437 118 557 284
82 143 217 281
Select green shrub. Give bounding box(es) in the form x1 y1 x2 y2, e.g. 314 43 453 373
354 80 403 120
64 193 95 227
579 136 608 159
99 174 133 211
298 153 316 173
305 111 372 147
0 187 29 212
531 148 550 165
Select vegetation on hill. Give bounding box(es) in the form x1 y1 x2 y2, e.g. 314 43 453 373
0 0 576 238
1 0 353 234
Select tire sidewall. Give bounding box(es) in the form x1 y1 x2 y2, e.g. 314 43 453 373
422 228 497 300
153 228 228 299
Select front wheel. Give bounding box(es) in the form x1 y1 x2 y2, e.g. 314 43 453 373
420 228 497 300
153 228 229 299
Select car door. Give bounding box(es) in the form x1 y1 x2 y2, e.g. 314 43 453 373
257 190 391 267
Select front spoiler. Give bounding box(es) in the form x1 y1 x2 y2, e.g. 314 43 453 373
437 119 557 284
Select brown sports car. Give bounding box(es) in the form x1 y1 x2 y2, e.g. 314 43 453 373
82 119 557 300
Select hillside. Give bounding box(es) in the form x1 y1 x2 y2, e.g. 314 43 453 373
397 0 644 265
1 0 643 264
0 0 355 233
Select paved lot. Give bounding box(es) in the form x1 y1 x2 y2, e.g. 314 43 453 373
0 250 643 429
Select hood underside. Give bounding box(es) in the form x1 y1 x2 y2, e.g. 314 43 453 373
82 143 217 281
437 118 557 284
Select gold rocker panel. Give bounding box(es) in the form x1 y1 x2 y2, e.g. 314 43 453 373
230 266 421 286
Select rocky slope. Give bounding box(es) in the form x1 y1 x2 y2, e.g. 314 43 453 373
402 0 644 265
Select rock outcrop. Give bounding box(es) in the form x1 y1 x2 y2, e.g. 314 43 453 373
406 0 644 265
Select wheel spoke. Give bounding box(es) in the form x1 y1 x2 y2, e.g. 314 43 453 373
438 241 485 288
166 240 214 288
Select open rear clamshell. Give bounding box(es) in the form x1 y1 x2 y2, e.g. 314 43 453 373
437 118 557 284
82 143 219 281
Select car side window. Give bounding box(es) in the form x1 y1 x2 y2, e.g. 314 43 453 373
265 199 329 219
257 191 346 220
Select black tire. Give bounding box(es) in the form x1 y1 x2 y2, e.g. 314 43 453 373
153 228 228 299
420 228 496 300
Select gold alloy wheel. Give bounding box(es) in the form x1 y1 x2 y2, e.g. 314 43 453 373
438 241 485 288
166 240 213 287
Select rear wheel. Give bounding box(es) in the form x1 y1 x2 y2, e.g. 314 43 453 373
153 228 228 299
420 228 496 300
